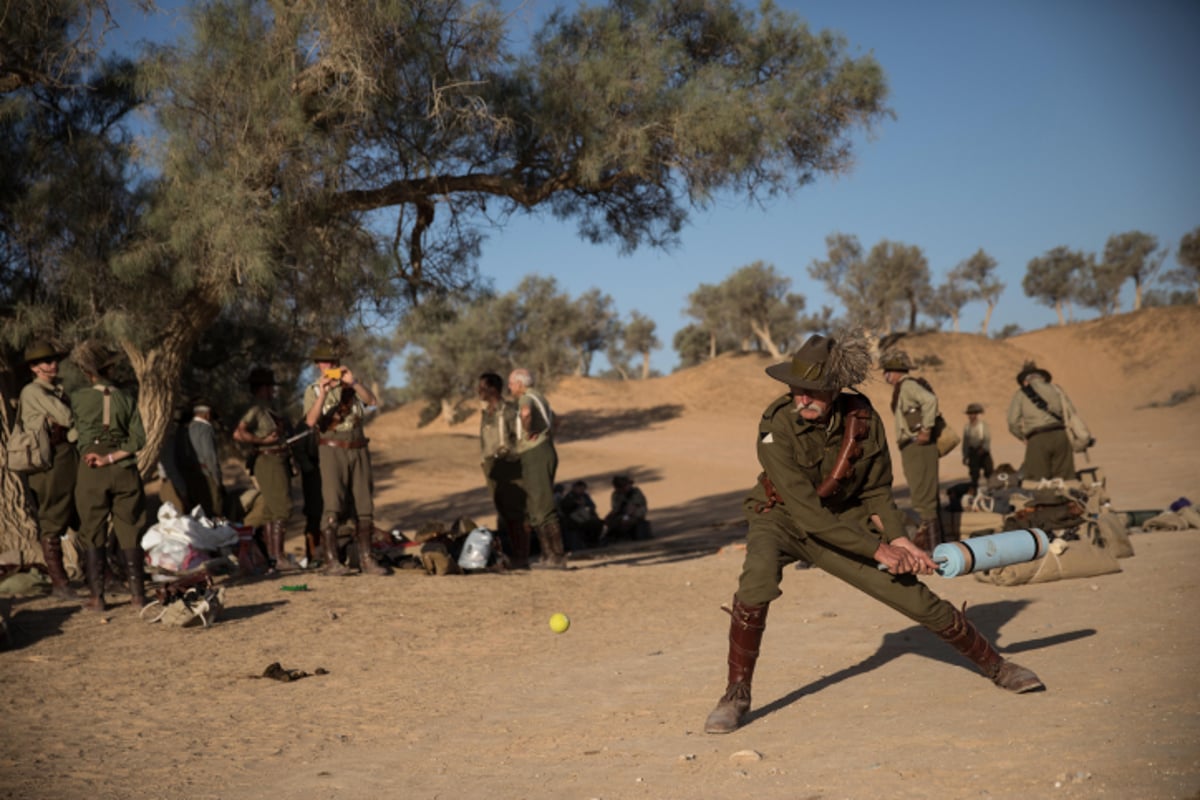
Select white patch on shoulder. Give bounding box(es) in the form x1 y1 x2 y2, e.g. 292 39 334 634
760 432 774 444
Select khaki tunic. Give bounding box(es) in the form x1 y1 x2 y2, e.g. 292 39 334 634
70 383 147 550
20 378 79 538
1007 376 1075 481
239 402 292 523
893 378 940 520
736 393 953 630
515 389 557 528
303 383 372 523
480 399 524 529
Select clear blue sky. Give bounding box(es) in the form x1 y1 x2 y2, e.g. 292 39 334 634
110 0 1200 377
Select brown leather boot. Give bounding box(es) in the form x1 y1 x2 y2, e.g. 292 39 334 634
40 536 76 600
269 521 292 572
530 519 567 570
83 547 107 612
123 548 146 610
934 604 1044 693
319 519 353 576
355 519 389 575
705 596 769 734
912 520 933 553
304 529 321 569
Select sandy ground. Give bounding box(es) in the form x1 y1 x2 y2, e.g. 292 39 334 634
2 307 1199 800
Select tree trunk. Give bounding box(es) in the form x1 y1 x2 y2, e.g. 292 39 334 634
707 331 717 360
123 293 222 479
640 351 651 380
1133 279 1143 311
982 303 995 336
1054 301 1065 326
748 320 781 359
950 311 960 333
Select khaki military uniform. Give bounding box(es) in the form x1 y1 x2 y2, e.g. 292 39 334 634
304 382 372 523
738 393 953 629
20 377 79 538
71 383 147 550
892 377 940 521
515 388 557 529
1007 375 1075 481
238 402 292 523
480 399 525 530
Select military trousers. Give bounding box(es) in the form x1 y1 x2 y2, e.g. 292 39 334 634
900 440 940 520
74 458 147 550
736 508 954 630
27 442 78 539
318 443 373 523
518 441 558 529
1022 429 1075 482
482 456 526 530
253 452 292 523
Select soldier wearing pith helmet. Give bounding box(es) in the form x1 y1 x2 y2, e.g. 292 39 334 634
703 331 1043 735
18 340 80 600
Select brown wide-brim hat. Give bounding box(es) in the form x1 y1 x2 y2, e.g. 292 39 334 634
966 402 984 414
72 341 120 376
248 367 280 387
765 335 839 391
878 350 914 372
23 340 69 365
310 344 340 363
1016 361 1052 385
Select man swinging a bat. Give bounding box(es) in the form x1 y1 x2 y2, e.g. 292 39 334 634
704 331 1044 735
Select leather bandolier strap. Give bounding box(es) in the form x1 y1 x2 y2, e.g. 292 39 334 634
755 395 874 513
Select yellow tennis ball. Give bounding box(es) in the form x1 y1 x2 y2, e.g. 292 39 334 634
548 612 570 633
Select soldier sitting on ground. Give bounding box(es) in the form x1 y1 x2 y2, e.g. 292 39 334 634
603 475 651 541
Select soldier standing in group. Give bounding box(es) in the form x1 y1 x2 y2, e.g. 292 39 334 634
18 341 79 600
962 402 994 495
880 350 943 551
478 372 528 568
507 368 567 569
304 344 388 576
233 368 293 573
1007 361 1076 482
703 332 1043 735
70 342 148 612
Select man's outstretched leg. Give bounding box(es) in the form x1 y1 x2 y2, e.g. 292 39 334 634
705 595 769 734
934 604 1044 693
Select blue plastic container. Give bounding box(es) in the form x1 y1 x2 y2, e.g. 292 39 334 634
934 528 1051 578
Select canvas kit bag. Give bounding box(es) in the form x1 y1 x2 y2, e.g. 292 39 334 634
932 414 960 458
974 522 1121 586
4 397 53 474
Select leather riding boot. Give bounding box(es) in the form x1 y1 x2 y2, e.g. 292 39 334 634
40 536 75 600
319 519 352 576
507 521 530 569
912 520 933 553
355 519 389 576
705 596 769 734
123 548 146 610
530 519 567 570
270 521 291 572
934 604 1044 693
83 547 107 612
305 530 322 568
